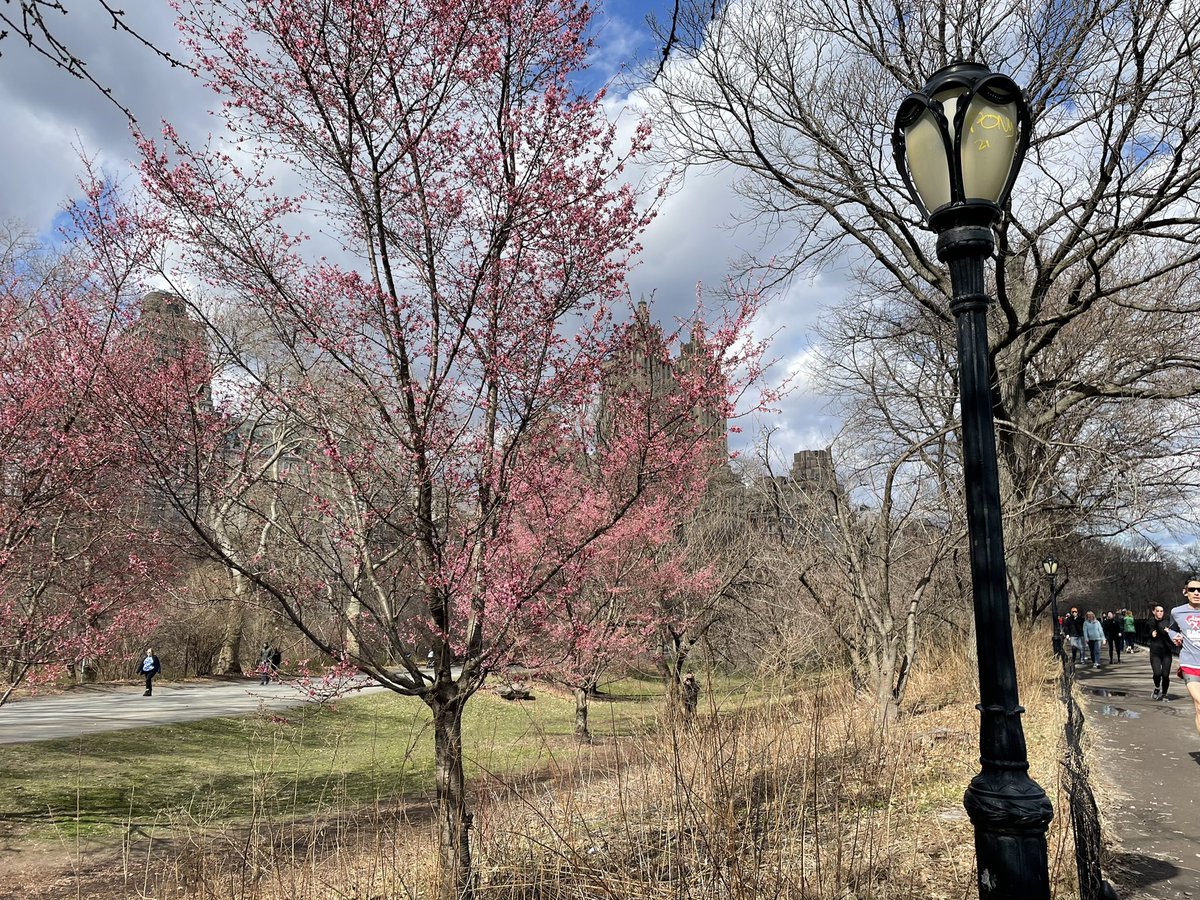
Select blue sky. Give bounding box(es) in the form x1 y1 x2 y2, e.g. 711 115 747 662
594 0 678 69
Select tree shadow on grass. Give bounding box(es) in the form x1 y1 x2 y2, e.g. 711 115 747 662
592 692 662 702
0 763 434 832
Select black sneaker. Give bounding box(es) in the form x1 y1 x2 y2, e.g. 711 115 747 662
1152 689 1161 700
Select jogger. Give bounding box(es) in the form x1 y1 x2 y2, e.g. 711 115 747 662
1167 581 1200 739
1148 604 1174 700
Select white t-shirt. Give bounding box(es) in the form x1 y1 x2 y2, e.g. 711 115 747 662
1167 603 1200 669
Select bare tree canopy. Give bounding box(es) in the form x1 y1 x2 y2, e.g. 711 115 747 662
649 0 1200 616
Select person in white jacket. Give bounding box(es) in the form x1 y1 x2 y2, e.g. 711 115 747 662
1167 579 1200 739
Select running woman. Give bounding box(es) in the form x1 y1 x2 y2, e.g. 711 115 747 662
1166 580 1200 738
1147 603 1174 700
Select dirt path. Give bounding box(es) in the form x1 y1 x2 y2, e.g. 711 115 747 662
1074 648 1200 897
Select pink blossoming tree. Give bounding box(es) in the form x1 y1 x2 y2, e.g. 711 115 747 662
514 496 715 740
0 229 188 704
83 1 774 895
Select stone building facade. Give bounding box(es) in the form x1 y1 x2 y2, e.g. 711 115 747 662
599 300 729 471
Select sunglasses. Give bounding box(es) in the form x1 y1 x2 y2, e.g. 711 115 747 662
1187 587 1200 593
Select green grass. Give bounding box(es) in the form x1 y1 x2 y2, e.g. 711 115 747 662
0 676 668 843
0 672 773 845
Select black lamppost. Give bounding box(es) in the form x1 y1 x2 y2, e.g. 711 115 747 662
1043 555 1062 658
893 62 1053 899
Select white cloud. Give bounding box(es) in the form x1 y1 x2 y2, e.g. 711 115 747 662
0 2 212 231
586 10 647 86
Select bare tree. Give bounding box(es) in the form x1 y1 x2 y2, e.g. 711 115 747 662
753 434 960 723
649 0 1200 619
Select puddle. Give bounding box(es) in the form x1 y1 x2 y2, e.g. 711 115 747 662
1082 687 1127 698
1098 704 1141 719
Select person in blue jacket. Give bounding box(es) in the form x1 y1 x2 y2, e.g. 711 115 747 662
1083 612 1105 669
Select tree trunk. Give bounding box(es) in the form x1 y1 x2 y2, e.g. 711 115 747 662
213 571 250 675
213 600 246 675
573 686 591 741
847 639 870 697
432 692 473 900
891 580 926 709
345 596 361 655
0 661 30 706
873 641 900 727
661 633 689 716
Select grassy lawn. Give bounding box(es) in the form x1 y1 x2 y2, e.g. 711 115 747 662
0 676 678 843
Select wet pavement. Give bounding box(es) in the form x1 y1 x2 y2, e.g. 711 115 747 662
1073 648 1200 897
0 678 384 744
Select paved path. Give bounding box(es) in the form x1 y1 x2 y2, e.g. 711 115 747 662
1074 648 1200 898
0 678 385 745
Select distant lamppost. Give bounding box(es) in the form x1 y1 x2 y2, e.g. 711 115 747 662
1043 555 1062 658
893 62 1053 899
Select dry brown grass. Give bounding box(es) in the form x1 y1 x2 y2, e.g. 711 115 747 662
463 632 1071 900
89 631 1079 900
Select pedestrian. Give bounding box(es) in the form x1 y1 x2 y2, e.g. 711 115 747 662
1167 579 1200 740
1083 612 1104 669
257 642 272 685
138 647 161 697
1122 608 1138 652
1147 603 1175 701
1102 611 1123 663
269 646 282 682
1062 607 1085 666
681 672 700 723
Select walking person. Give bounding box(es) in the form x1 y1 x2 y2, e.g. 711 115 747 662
1167 580 1200 739
1102 611 1123 664
1122 608 1138 652
1147 603 1174 701
1063 607 1085 667
269 646 282 682
257 642 272 685
1083 611 1105 669
138 648 161 696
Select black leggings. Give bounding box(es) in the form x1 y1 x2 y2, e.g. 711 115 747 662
1150 649 1172 691
1108 637 1122 663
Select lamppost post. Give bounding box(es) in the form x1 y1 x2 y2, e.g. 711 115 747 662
893 61 1053 899
1043 555 1062 659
